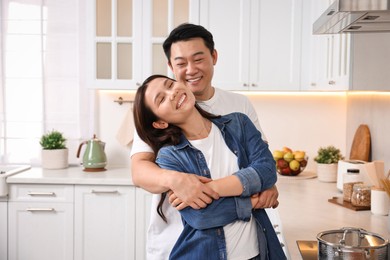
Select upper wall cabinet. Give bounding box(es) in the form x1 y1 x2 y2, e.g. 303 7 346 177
198 0 303 91
301 0 390 91
86 0 197 90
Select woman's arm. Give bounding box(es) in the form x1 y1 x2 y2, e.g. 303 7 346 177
231 114 277 197
131 152 219 209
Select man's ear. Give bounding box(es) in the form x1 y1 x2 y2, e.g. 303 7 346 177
168 61 173 72
152 120 169 129
212 49 218 65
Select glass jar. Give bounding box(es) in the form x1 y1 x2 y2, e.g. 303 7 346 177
351 184 371 207
343 181 363 202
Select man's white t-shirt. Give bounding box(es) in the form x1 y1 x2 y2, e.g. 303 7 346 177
130 88 266 260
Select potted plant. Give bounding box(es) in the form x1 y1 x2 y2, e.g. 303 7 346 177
40 130 69 169
314 145 344 182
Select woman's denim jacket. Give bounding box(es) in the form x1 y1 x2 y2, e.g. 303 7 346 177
156 112 286 260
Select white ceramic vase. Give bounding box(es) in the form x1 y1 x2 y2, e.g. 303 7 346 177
316 163 338 182
41 148 69 169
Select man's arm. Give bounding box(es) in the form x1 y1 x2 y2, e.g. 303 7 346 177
131 152 219 209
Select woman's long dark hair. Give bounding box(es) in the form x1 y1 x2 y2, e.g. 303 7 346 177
133 74 220 222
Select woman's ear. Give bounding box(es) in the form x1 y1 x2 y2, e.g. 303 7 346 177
152 120 169 129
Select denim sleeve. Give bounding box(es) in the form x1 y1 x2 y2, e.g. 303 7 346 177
233 114 277 197
178 196 253 230
155 148 253 230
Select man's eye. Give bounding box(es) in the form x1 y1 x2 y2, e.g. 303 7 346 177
159 97 165 104
195 59 203 62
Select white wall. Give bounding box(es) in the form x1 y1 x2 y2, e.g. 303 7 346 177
96 91 350 173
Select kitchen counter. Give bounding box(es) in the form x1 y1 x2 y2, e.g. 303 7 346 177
6 166 133 186
6 167 389 259
276 174 389 259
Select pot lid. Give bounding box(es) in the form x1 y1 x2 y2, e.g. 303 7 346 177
317 227 388 248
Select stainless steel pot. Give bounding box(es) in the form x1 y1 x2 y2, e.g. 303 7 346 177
317 227 389 259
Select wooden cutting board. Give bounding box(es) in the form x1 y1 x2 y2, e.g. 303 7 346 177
349 124 371 161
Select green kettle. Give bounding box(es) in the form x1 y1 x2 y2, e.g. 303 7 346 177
77 134 107 172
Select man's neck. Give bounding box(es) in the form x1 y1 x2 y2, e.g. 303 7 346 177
195 86 215 101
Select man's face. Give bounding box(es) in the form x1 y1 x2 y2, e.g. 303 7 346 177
168 38 217 101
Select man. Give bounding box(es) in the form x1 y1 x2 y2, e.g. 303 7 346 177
131 23 279 259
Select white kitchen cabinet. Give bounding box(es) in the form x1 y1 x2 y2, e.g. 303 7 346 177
74 185 136 260
8 184 74 260
135 188 153 260
0 201 8 260
198 0 303 91
86 0 198 90
302 0 390 91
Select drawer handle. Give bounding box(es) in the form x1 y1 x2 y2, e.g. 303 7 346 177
27 208 55 212
28 192 56 196
91 190 119 194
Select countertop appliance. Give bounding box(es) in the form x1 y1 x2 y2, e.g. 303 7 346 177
313 0 390 34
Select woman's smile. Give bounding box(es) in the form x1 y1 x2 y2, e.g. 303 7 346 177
177 93 187 109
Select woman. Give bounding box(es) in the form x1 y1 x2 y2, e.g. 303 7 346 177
133 75 286 260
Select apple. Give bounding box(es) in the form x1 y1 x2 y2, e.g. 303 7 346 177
283 152 294 162
289 160 300 171
272 150 284 160
300 159 308 168
280 167 291 175
277 159 288 169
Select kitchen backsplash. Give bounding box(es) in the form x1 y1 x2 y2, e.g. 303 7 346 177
96 91 390 174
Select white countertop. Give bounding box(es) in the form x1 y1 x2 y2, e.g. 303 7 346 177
6 166 134 186
276 174 389 259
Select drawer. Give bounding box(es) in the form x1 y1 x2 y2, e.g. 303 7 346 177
9 184 74 202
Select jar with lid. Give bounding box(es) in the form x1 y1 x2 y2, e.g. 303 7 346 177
351 184 371 207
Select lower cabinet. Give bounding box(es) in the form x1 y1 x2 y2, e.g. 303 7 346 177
74 185 136 260
8 184 74 260
7 184 142 260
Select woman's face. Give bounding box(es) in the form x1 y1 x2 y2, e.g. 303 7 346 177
145 77 196 127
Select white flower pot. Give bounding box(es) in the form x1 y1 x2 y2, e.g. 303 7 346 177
41 148 69 169
317 163 338 182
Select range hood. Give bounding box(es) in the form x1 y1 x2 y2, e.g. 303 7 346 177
313 0 390 34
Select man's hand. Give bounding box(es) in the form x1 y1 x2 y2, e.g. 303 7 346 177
169 173 219 210
251 185 279 209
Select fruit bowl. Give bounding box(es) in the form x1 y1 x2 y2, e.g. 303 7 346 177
273 147 308 176
275 156 308 176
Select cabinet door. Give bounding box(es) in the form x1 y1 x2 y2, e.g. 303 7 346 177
0 202 7 260
304 0 350 91
8 202 74 260
199 0 302 91
135 188 153 260
199 0 249 91
250 0 303 90
87 0 196 90
74 185 136 260
86 0 143 89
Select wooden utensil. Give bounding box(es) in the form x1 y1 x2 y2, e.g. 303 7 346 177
350 124 371 162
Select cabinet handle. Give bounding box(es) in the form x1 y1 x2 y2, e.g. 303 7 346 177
328 80 335 85
91 190 119 194
251 83 257 87
27 208 55 212
243 83 248 87
28 192 56 196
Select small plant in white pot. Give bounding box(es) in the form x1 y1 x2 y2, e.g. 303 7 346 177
314 146 344 182
40 130 69 169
